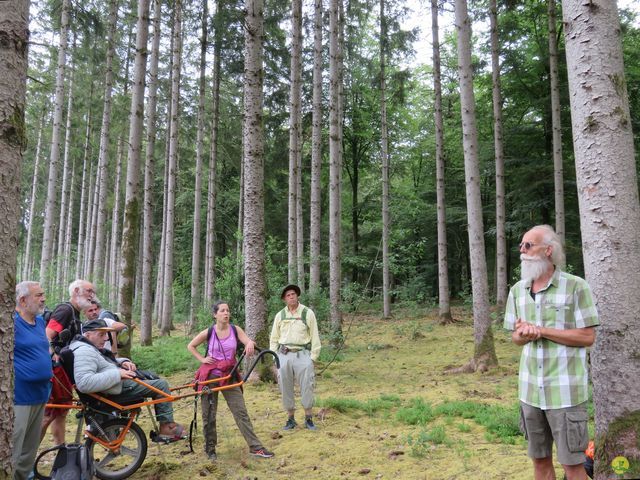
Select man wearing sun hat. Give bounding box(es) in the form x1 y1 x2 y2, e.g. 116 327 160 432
70 319 186 441
269 284 322 431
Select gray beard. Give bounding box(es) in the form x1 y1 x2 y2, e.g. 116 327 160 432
521 257 551 282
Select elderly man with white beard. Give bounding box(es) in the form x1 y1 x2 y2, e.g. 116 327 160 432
504 225 599 480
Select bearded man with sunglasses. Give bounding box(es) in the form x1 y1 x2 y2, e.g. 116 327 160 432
504 225 599 480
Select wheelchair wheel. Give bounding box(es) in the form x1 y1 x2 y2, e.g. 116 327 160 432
86 418 147 480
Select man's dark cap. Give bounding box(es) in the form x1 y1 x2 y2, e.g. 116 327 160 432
281 284 301 298
82 319 115 332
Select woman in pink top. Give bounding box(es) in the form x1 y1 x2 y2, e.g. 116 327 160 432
187 301 274 461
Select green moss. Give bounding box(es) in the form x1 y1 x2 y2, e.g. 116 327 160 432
594 410 640 477
3 105 27 148
609 72 626 97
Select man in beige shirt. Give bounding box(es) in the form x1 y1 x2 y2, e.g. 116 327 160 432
269 284 322 430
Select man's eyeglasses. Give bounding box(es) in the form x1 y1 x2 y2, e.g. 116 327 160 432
519 242 540 251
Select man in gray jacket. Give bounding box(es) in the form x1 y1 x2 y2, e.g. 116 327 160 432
70 319 185 440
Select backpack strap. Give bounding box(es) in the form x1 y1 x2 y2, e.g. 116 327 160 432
279 306 308 328
205 324 242 358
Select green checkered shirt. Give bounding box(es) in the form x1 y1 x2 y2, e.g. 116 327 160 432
504 269 599 409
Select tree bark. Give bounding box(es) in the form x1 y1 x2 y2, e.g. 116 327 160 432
453 0 497 372
562 1 640 478
0 0 29 474
141 0 161 346
119 0 151 354
329 0 343 340
549 0 565 245
490 0 507 310
432 0 452 323
40 0 70 287
243 0 268 347
308 0 323 297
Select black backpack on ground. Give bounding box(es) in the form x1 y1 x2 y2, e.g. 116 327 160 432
33 443 95 480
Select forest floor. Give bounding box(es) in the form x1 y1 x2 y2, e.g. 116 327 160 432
44 304 574 479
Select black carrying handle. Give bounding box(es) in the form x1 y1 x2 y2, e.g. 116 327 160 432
33 444 65 480
232 348 280 383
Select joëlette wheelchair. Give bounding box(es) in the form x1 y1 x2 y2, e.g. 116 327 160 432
42 338 279 480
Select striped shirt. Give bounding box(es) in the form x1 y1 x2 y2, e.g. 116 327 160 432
504 269 599 409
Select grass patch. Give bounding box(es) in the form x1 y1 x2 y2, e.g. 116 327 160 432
396 397 435 425
398 398 522 444
406 425 449 457
318 394 400 415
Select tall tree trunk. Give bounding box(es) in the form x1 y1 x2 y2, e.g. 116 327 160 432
75 99 94 279
204 0 221 303
85 144 100 278
62 158 75 287
432 0 452 323
118 0 151 355
94 0 119 282
243 0 267 347
56 58 75 284
84 156 98 277
308 0 323 296
141 0 161 346
453 0 497 373
296 146 305 292
380 0 391 319
0 0 29 474
548 0 565 245
39 0 70 286
490 0 507 309
155 11 175 326
109 135 124 306
23 108 46 280
236 154 244 262
161 0 182 335
562 1 640 478
287 0 302 285
189 0 208 333
329 0 343 340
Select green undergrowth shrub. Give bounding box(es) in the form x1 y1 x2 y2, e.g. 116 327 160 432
396 397 435 425
131 335 199 375
406 425 449 457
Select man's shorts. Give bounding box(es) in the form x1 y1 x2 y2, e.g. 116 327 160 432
44 365 73 418
519 401 589 466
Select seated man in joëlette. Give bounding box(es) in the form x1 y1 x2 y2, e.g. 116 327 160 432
70 319 185 441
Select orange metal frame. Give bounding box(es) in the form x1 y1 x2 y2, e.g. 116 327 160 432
45 373 245 452
45 349 279 457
